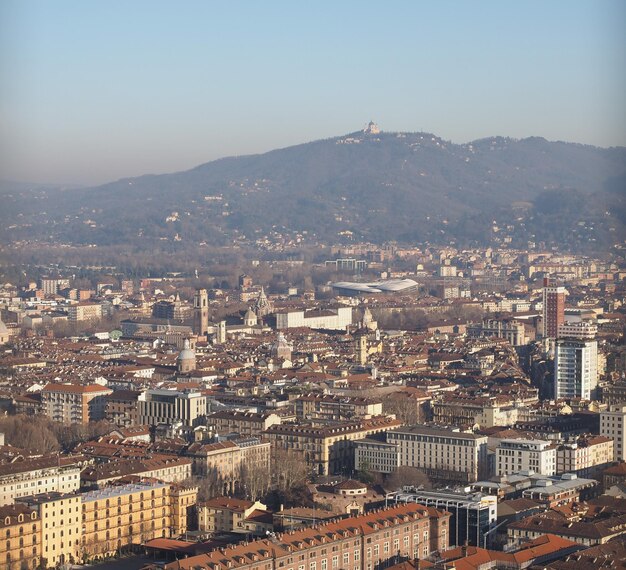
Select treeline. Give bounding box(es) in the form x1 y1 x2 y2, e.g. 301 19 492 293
0 415 111 454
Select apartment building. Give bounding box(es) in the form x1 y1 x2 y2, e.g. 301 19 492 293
0 504 40 570
432 395 519 429
41 383 112 425
354 438 400 474
80 456 192 488
467 318 528 346
496 439 557 477
138 389 207 428
81 482 172 559
293 394 383 421
554 339 598 401
556 436 614 478
558 321 598 340
16 492 81 568
386 426 489 483
205 410 282 437
600 405 626 461
197 496 270 535
67 302 102 323
186 438 271 494
103 390 141 427
265 416 402 476
40 277 70 296
169 483 199 537
155 502 451 570
0 455 83 506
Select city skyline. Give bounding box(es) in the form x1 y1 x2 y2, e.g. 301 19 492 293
1 0 625 185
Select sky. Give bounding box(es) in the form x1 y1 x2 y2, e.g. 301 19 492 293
1 1 625 186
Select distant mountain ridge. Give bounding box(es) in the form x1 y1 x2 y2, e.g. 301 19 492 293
2 130 625 251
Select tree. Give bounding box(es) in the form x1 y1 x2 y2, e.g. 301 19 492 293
272 448 309 493
382 392 427 425
385 466 432 492
239 462 271 502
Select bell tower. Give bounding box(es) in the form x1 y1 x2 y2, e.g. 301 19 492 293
193 289 209 336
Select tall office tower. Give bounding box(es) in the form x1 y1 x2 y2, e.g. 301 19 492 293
554 338 598 400
193 289 209 336
542 277 566 339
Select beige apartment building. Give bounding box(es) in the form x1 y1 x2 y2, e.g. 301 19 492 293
67 302 102 323
11 481 198 566
0 455 83 506
293 394 383 421
205 410 282 437
265 416 402 476
41 383 112 425
81 482 171 558
556 436 614 478
0 504 41 570
187 438 271 494
386 425 489 483
17 492 82 568
197 496 270 535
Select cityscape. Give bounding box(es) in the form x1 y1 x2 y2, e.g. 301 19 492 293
1 2 625 570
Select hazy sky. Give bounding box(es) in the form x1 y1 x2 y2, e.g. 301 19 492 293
1 1 625 185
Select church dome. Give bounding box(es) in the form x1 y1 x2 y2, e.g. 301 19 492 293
177 338 195 362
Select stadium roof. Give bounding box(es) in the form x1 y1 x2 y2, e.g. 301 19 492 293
331 279 418 294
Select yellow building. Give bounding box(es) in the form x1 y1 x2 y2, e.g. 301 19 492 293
80 482 173 560
16 492 81 569
0 504 40 570
197 497 269 535
169 483 198 537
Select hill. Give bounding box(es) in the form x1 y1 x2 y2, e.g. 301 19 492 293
2 130 625 253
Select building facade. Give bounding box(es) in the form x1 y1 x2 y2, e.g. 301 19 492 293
542 278 566 339
275 307 352 331
156 503 451 570
600 405 626 461
266 417 402 476
0 456 82 507
386 426 489 483
496 439 557 477
41 383 112 425
137 389 206 427
554 339 598 401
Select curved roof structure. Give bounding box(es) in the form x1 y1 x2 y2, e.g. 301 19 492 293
331 278 419 295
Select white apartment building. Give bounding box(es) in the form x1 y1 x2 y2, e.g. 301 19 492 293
386 426 488 483
556 436 614 478
67 302 102 323
554 339 598 401
0 456 82 506
557 321 597 340
600 405 626 461
138 389 207 427
275 307 352 331
496 439 556 477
